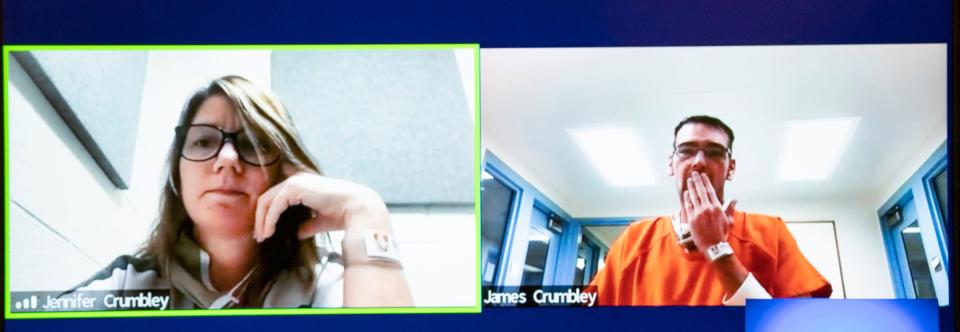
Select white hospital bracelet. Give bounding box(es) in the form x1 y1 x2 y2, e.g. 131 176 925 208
341 229 403 269
721 273 771 306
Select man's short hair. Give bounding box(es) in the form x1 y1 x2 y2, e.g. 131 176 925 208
673 115 735 151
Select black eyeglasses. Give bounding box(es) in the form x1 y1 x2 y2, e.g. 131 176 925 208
176 124 281 166
673 143 731 161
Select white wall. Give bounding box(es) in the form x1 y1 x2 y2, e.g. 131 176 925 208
9 55 145 291
378 206 476 307
483 143 575 213
742 197 895 298
9 51 477 307
454 48 477 125
324 206 477 307
785 222 845 299
874 111 947 209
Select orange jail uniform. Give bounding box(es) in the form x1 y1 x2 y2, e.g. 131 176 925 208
588 211 831 306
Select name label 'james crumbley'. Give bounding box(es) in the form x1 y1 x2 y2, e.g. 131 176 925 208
482 287 597 307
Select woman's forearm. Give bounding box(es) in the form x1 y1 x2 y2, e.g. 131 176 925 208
343 264 414 307
340 190 414 307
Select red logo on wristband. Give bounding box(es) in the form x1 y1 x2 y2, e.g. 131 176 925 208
374 233 390 252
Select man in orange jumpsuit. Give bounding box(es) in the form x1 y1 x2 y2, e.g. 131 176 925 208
588 115 832 306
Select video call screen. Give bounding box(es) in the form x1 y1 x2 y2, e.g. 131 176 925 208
3 1 954 331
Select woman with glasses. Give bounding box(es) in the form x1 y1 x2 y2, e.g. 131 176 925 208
62 76 413 308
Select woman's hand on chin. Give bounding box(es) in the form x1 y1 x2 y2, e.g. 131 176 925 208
252 164 391 243
256 164 413 307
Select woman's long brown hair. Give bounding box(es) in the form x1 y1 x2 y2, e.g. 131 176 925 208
140 75 322 307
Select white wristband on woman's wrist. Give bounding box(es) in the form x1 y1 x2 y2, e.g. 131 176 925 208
341 229 403 269
721 273 771 306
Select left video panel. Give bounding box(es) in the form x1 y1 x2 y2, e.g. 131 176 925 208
4 45 480 318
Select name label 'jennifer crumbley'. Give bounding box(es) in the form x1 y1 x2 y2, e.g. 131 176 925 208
11 290 171 312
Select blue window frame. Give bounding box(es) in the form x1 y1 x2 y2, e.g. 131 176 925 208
557 218 635 285
877 142 948 305
483 152 576 287
521 204 564 286
883 197 937 298
480 168 522 287
575 230 606 285
921 159 949 264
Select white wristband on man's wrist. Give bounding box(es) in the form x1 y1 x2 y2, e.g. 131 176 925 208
721 273 771 306
705 241 734 261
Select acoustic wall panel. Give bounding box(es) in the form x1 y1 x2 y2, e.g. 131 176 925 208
272 50 474 204
13 51 148 189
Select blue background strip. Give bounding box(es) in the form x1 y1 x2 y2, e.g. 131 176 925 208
2 0 950 46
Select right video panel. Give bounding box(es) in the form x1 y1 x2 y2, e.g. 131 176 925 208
480 44 949 307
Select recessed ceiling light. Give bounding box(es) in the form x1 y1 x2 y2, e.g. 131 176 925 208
778 117 860 181
568 127 655 187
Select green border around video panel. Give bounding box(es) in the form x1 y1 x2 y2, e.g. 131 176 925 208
2 44 482 319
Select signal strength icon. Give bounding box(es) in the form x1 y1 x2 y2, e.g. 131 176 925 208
14 296 38 310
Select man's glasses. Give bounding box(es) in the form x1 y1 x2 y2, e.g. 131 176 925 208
177 124 281 166
673 144 731 161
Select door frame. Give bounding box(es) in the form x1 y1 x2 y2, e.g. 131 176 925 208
876 142 948 303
